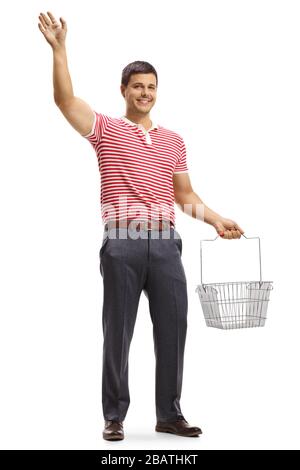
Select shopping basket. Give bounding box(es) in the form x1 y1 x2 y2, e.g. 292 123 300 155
195 234 273 329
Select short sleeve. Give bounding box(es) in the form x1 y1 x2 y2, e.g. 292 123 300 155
82 111 109 147
173 138 189 174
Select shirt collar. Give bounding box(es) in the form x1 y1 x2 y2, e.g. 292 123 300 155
121 115 158 131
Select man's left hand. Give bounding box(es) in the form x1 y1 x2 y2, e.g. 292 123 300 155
213 217 244 239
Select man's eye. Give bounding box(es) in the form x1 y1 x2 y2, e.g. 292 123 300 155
134 85 155 89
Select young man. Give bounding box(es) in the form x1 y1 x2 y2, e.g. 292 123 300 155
38 11 244 441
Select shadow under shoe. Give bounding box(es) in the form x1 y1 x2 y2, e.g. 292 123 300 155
103 420 124 441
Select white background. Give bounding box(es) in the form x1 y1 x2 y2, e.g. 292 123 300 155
0 0 299 450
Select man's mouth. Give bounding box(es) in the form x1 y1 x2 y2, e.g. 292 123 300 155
137 99 152 105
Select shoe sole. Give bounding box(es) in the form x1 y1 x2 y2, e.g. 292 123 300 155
103 434 124 441
155 428 202 437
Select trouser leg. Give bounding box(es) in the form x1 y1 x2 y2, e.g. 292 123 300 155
143 228 188 422
99 228 148 422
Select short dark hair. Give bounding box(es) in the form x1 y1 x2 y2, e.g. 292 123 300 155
121 61 158 88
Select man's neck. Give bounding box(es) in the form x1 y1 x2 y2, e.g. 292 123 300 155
124 112 152 131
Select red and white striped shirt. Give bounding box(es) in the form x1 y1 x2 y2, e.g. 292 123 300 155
82 111 189 226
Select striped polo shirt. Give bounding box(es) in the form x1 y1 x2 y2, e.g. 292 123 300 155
82 111 189 226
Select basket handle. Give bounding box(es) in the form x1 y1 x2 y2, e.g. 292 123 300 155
200 233 262 285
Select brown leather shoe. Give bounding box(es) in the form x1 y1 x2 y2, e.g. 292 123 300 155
103 420 124 441
155 418 202 437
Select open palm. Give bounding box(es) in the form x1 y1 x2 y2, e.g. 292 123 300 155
38 11 67 49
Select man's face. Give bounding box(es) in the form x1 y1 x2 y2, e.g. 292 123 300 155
121 73 157 114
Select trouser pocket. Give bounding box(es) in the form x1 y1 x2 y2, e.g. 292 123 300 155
99 233 109 258
173 229 183 256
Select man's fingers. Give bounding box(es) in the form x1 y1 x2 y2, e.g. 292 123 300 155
60 17 67 30
40 12 51 26
38 14 47 29
47 11 58 24
39 13 52 30
234 223 244 234
229 229 242 239
222 229 242 239
223 230 233 239
38 22 47 34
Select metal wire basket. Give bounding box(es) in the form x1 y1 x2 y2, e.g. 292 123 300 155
195 234 273 329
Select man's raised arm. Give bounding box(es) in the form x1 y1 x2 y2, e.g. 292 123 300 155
38 11 95 136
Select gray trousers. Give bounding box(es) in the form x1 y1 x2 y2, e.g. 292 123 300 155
99 226 188 423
